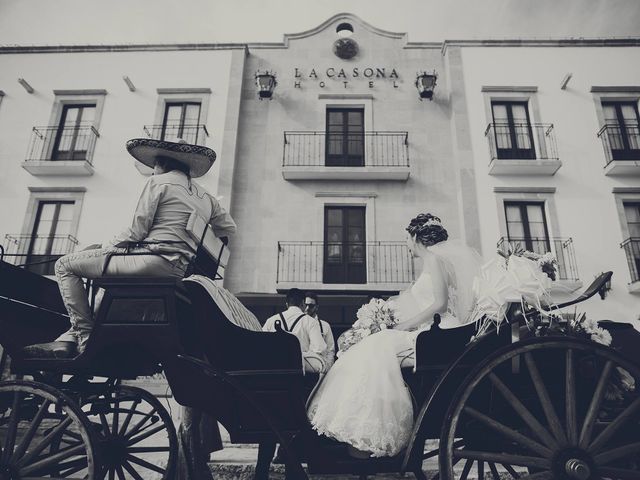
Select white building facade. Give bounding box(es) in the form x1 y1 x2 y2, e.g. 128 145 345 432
0 14 639 330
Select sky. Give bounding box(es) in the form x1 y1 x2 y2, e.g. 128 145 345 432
0 0 639 45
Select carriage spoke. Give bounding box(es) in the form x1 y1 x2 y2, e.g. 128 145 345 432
17 416 73 466
126 453 166 474
119 399 141 436
13 398 51 460
459 459 473 480
488 462 500 479
57 457 89 477
112 394 120 435
108 467 115 480
565 349 577 445
99 412 111 435
593 441 640 465
477 460 484 480
598 466 640 479
501 463 521 478
464 407 552 458
127 423 166 445
127 446 171 453
124 408 157 439
524 352 567 445
2 391 22 462
579 360 613 449
488 373 558 448
122 458 147 480
453 450 551 470
19 444 85 476
589 397 640 454
115 464 126 480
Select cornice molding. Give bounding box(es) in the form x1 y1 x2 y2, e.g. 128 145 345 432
591 86 640 93
481 86 538 93
315 191 378 198
493 187 556 194
613 187 640 194
28 186 87 192
53 89 107 96
156 88 212 94
0 43 247 54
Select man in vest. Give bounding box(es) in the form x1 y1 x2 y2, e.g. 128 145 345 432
304 292 336 369
262 288 326 364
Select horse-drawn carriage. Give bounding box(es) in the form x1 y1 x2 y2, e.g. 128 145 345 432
0 235 639 479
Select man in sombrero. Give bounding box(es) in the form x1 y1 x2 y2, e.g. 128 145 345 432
25 138 236 358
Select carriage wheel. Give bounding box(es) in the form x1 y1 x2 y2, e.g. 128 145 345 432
0 379 99 479
82 384 177 480
439 337 640 480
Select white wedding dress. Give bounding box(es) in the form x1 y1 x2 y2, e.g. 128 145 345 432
307 241 481 457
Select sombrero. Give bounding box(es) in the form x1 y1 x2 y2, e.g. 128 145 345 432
126 138 216 178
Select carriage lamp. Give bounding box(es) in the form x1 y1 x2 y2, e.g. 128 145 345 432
255 70 277 100
598 273 612 300
415 71 437 100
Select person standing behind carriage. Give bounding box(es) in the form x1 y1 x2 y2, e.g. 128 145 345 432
24 137 237 358
262 288 327 372
304 292 336 369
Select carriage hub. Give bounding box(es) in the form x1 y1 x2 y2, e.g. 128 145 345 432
553 448 594 480
0 464 18 480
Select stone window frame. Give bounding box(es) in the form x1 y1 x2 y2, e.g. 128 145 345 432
590 86 640 130
45 89 107 161
153 88 212 131
493 187 560 241
20 187 87 242
612 187 640 240
314 191 377 245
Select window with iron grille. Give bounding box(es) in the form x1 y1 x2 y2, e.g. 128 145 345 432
602 101 640 161
52 104 96 161
323 206 366 284
491 101 535 160
26 201 76 276
325 107 364 166
504 201 550 253
161 102 202 144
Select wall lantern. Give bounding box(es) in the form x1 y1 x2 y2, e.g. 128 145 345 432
415 71 437 100
597 273 612 300
255 70 277 100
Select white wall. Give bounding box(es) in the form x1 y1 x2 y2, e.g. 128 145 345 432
0 49 233 248
460 45 640 325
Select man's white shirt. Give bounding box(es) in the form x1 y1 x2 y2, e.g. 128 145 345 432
263 306 326 355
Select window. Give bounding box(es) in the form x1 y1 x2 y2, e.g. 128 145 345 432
623 202 640 283
26 201 76 275
323 206 366 283
491 101 535 159
52 104 96 161
161 102 202 144
602 101 640 160
504 201 550 253
326 107 364 166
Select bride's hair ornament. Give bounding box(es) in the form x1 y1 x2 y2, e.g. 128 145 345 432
406 213 448 247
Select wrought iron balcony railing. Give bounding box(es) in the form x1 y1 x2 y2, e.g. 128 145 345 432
277 241 414 285
282 131 409 167
597 123 640 165
25 125 100 163
498 237 579 282
485 123 558 161
144 124 209 146
621 237 640 284
1 234 79 276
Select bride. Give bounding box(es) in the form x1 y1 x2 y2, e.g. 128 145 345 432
306 213 482 458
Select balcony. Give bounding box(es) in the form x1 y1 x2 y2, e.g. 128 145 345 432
136 124 209 174
1 234 79 276
621 238 640 293
498 237 582 293
485 123 561 175
597 124 640 176
282 131 410 180
276 241 414 292
22 126 99 176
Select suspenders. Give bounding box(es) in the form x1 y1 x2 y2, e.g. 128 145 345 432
278 313 325 334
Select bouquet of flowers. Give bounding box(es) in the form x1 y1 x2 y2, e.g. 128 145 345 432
337 298 397 357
